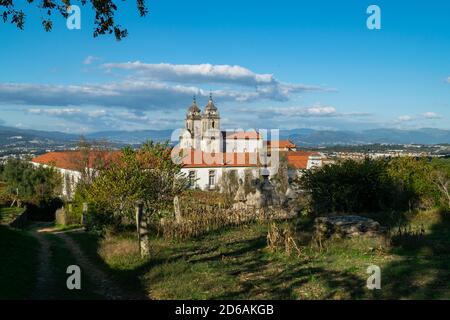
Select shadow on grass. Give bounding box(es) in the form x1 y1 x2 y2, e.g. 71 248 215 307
377 208 450 299
207 235 366 300
69 232 150 300
70 218 378 300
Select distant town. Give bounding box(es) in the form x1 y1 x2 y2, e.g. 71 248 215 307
2 133 449 164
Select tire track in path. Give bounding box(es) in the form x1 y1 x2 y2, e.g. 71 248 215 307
30 230 56 299
54 231 141 300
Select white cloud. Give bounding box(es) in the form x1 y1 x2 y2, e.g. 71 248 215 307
0 62 340 130
28 108 83 116
422 112 442 119
250 104 370 119
0 76 333 111
447 77 450 83
102 62 276 86
101 62 335 99
25 107 177 131
396 115 414 122
83 55 100 65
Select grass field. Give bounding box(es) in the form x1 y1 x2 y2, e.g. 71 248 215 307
0 225 40 299
69 209 450 300
1 207 447 300
0 206 25 225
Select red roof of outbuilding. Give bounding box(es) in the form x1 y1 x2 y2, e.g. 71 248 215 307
32 151 119 171
267 140 296 149
286 151 322 169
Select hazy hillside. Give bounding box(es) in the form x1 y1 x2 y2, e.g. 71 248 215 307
1 125 450 147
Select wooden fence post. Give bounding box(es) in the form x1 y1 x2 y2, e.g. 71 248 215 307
135 202 150 258
81 202 88 230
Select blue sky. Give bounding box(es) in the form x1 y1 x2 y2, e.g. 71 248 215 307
0 0 449 133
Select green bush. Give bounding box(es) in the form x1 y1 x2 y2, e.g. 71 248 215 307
299 158 398 214
298 157 449 216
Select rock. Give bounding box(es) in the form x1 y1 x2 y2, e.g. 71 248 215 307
314 215 384 240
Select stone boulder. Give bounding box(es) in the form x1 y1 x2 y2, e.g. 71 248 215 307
314 215 384 240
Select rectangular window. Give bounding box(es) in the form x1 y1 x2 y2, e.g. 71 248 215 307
188 170 196 187
208 170 215 188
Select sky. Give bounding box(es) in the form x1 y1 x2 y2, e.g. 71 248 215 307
0 0 449 133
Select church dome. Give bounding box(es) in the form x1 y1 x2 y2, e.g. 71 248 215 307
186 97 201 119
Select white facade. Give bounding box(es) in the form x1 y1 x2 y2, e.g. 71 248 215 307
31 162 82 199
181 166 258 190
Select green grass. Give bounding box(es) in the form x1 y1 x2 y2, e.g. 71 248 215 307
0 206 25 225
54 224 83 232
68 210 450 300
0 226 40 299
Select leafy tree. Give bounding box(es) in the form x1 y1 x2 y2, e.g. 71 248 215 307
387 157 437 210
430 158 450 208
84 141 186 227
1 158 62 205
1 0 148 40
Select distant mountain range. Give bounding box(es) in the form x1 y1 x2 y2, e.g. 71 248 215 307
1 125 450 147
281 128 450 146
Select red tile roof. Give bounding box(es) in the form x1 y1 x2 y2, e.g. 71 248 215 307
286 151 322 169
32 149 324 171
172 149 260 168
32 151 120 171
267 140 296 149
225 131 261 140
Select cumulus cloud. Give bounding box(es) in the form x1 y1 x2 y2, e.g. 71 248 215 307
0 62 339 130
28 108 107 118
249 104 370 119
396 115 414 122
0 81 205 110
0 77 332 111
0 62 336 113
422 112 442 119
102 62 335 98
103 62 275 86
25 107 175 131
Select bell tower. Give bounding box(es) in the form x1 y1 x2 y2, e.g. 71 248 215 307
181 96 202 150
201 94 221 153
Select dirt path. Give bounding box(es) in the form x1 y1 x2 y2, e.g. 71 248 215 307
29 223 141 300
30 230 55 299
54 232 127 300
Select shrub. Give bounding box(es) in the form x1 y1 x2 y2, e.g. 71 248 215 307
299 158 398 214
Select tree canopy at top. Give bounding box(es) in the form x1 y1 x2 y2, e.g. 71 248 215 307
0 0 148 40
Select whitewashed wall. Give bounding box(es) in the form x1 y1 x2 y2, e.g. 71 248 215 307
225 139 262 153
181 166 259 190
31 162 82 198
